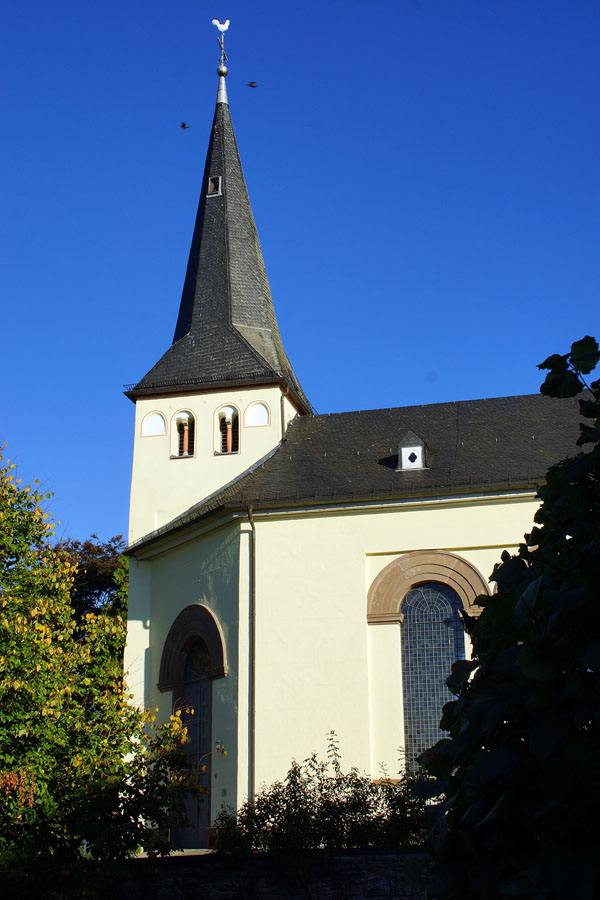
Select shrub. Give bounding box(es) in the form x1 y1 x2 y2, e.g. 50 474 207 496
214 733 428 854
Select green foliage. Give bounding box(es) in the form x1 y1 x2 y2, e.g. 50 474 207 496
0 447 194 869
214 732 428 854
49 535 129 705
420 337 600 900
55 533 127 622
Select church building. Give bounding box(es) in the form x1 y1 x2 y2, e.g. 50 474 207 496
124 56 580 847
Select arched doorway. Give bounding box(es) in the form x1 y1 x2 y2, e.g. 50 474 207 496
158 604 227 849
175 638 212 848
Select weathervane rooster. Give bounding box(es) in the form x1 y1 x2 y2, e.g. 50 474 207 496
212 18 230 64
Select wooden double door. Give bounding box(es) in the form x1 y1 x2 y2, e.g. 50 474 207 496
173 639 212 849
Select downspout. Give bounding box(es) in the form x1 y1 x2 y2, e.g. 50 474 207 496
280 387 289 441
247 505 256 799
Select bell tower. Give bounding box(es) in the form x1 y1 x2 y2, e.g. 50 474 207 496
127 53 310 545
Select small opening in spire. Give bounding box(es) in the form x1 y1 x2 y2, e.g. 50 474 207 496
207 175 222 197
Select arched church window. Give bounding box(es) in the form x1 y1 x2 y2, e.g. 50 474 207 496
141 412 166 436
172 411 195 458
216 406 239 454
400 582 465 769
245 401 270 427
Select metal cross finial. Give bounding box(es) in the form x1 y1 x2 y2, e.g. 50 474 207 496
212 18 230 65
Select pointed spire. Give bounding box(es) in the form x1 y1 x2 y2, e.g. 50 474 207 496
129 54 310 413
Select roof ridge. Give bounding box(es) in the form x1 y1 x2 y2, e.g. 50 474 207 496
305 392 550 421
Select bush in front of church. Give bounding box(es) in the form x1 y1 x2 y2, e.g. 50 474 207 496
214 733 428 853
420 337 600 900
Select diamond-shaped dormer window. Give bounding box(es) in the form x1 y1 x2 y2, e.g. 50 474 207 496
396 430 427 471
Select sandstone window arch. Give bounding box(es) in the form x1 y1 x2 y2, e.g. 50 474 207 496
367 550 490 625
158 604 227 692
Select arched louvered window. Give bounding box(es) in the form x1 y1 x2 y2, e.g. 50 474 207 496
400 582 465 769
174 412 195 457
216 406 239 454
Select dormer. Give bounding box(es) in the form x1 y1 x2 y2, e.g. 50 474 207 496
396 431 427 471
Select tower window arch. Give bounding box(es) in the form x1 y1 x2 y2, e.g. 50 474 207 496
400 582 465 769
171 411 195 458
245 401 270 427
141 412 166 436
216 405 239 454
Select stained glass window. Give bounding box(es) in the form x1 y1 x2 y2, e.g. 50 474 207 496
400 582 465 769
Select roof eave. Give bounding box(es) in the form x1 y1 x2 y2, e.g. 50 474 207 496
124 373 311 411
128 476 544 555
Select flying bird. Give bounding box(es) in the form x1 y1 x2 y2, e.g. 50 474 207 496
180 122 190 130
212 18 230 32
247 82 258 88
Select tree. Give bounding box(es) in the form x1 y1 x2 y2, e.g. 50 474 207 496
420 337 600 900
56 533 129 680
55 534 127 622
0 447 194 868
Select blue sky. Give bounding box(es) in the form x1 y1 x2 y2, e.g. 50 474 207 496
2 0 599 541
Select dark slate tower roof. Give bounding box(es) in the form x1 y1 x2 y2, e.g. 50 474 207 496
127 67 310 412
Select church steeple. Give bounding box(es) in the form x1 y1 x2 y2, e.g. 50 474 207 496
128 61 310 414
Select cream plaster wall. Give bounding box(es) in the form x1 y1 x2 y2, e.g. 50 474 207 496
252 511 370 787
124 558 152 709
125 522 245 821
127 488 541 831
128 386 298 544
251 492 540 785
367 624 405 777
